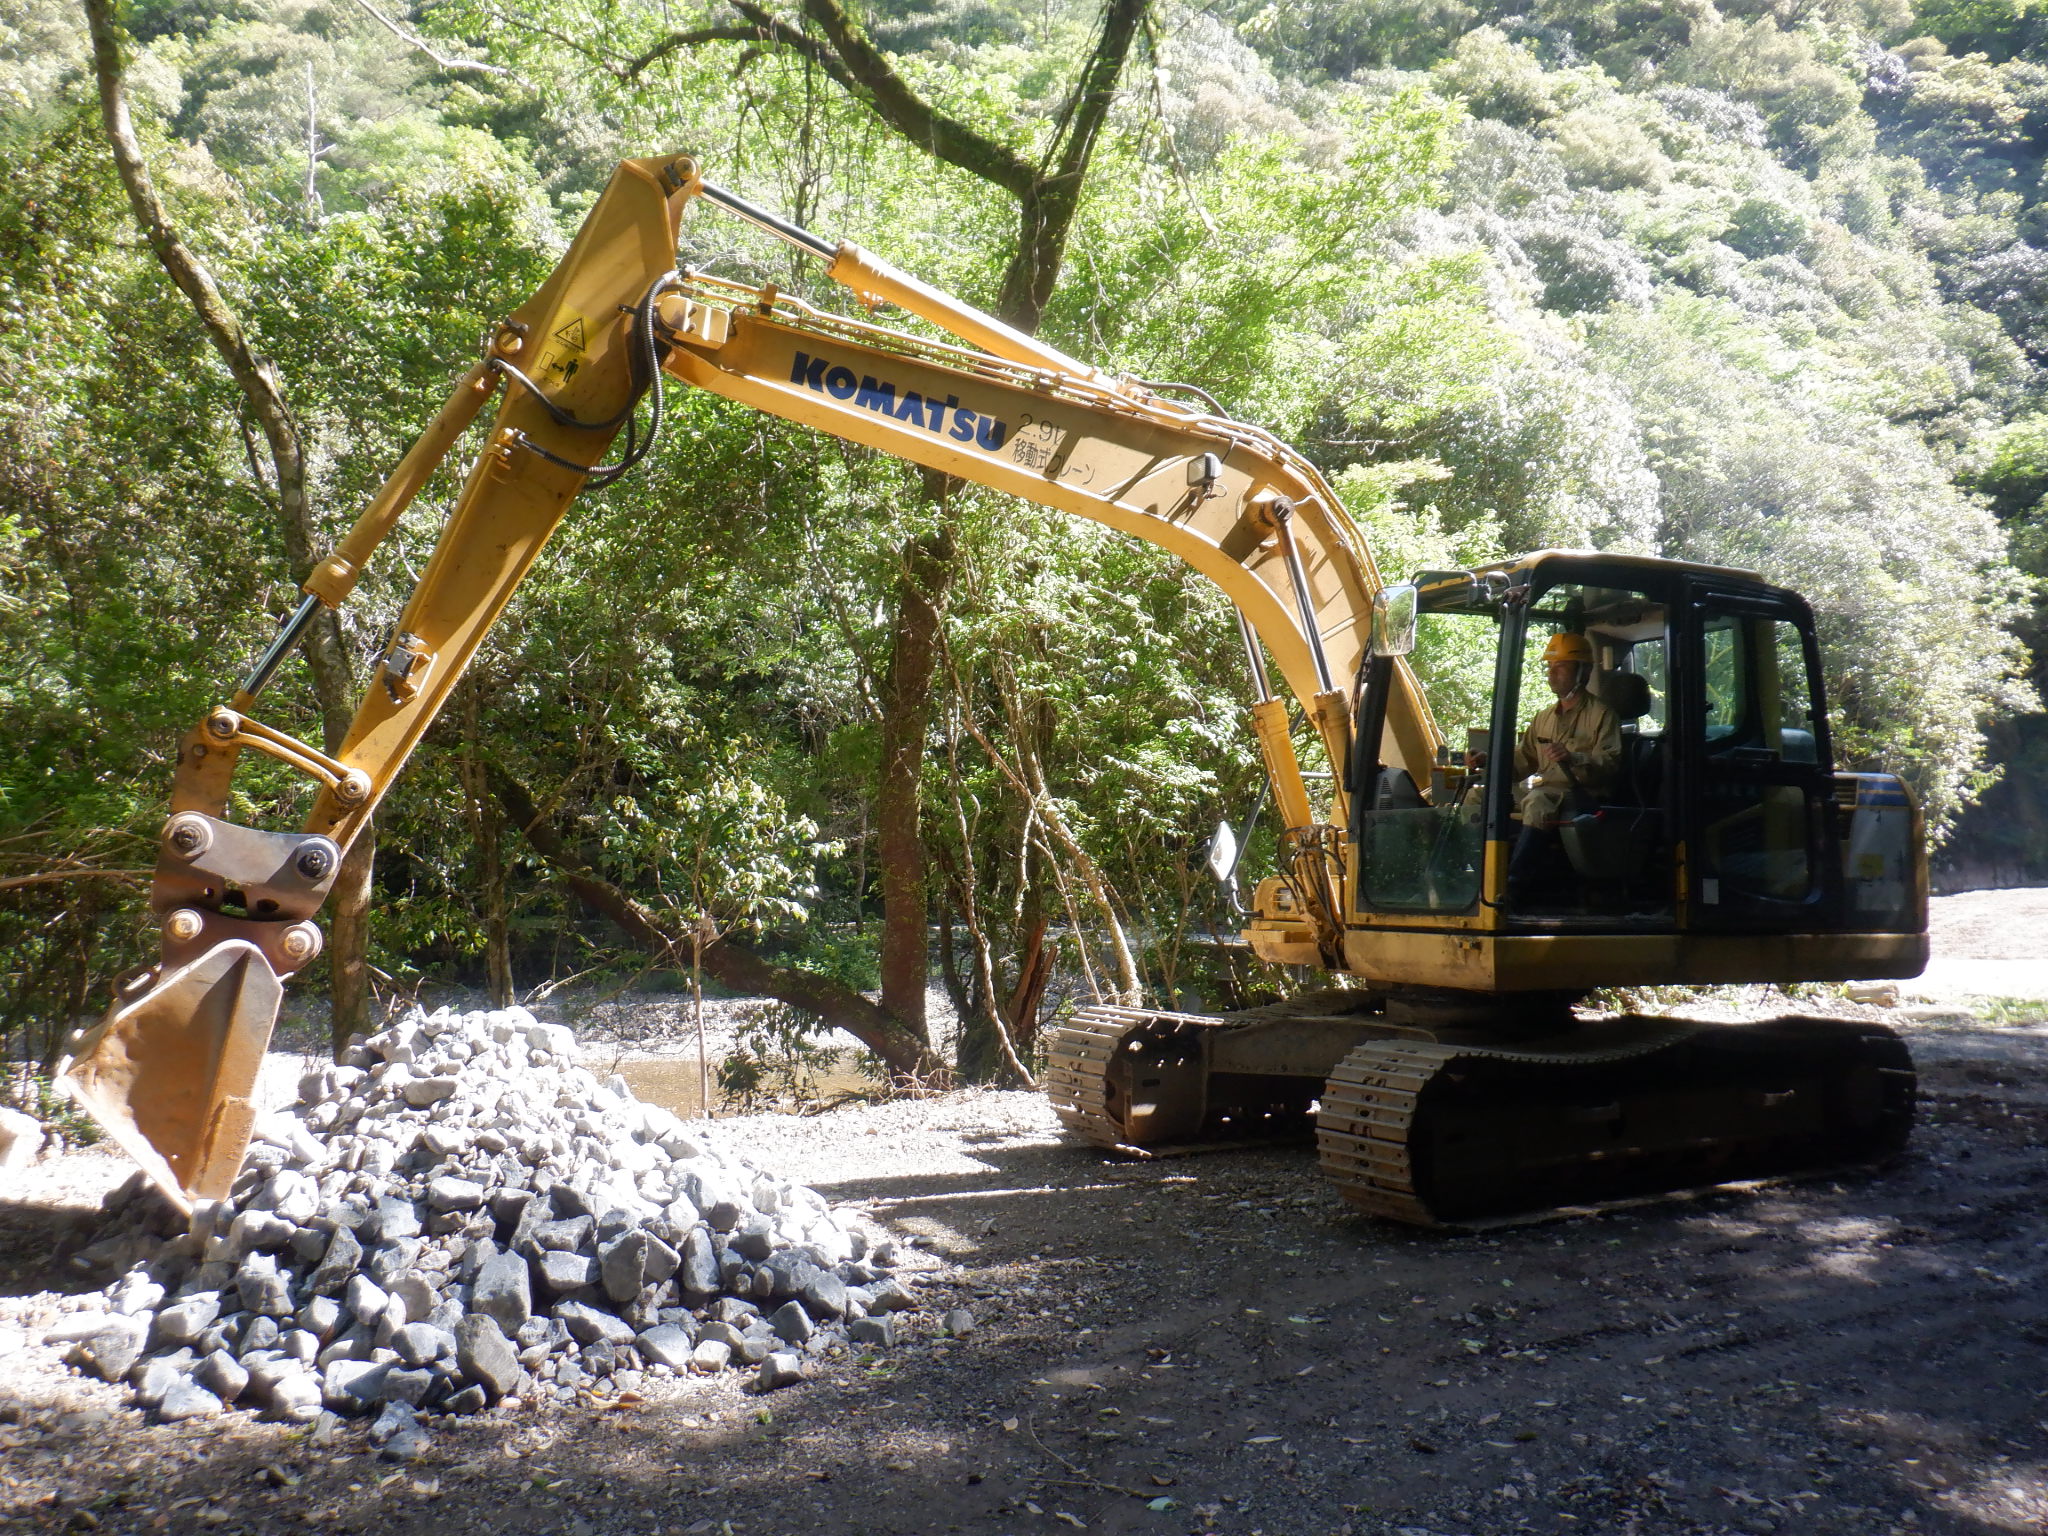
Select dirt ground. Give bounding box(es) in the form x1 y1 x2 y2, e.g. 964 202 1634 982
1912 888 2048 1002
4 896 2047 1536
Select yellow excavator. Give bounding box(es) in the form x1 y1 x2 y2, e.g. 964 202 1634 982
58 154 1923 1227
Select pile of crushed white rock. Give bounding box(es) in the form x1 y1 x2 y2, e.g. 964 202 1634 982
47 1006 938 1453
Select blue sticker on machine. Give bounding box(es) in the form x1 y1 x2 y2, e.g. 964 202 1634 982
1855 777 1911 807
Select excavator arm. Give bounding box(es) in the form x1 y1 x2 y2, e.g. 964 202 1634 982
59 153 1437 1209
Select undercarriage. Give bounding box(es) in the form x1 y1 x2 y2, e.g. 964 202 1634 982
1046 991 1916 1227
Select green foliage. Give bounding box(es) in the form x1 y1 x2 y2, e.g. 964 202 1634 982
1912 0 2048 60
1053 83 1464 429
1970 408 2048 516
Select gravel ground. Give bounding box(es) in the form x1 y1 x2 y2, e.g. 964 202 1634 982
3 897 2045 1536
1912 888 2048 1001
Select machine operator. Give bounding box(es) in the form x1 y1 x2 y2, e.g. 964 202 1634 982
1508 632 1621 903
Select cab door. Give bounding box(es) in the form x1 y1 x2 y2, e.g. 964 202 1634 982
1681 586 1840 929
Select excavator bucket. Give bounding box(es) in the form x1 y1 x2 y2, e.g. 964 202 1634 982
56 941 283 1215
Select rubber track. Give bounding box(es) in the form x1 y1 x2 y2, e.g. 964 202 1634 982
1051 1006 1692 1185
1314 1022 1874 1227
1057 1006 1909 1228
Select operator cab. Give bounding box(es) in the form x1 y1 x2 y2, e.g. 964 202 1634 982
1347 551 1915 938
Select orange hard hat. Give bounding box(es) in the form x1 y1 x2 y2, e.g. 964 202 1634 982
1542 632 1593 666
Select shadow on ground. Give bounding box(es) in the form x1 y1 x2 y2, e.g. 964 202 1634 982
5 1024 2047 1535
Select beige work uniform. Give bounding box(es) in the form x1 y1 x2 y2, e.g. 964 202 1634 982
1514 692 1621 824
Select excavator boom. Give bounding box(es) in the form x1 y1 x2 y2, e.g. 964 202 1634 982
57 154 1420 1209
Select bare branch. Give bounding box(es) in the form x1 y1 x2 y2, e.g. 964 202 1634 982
995 0 1147 327
488 762 950 1084
346 0 510 75
626 18 854 92
940 726 1039 1089
643 0 1146 330
84 0 380 1040
1045 0 1147 188
943 642 1141 1002
84 0 295 507
1138 7 1215 236
303 61 328 230
457 4 628 74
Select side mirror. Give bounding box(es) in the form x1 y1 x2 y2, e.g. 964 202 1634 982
1206 820 1244 915
1206 820 1240 884
1372 582 1418 658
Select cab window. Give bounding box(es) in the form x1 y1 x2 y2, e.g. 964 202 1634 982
1702 618 1744 743
1624 636 1668 735
1699 611 1820 763
1354 600 1493 913
1769 621 1819 764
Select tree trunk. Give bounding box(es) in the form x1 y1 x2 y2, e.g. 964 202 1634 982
1003 901 1052 1059
990 0 1149 331
674 0 1153 1051
937 901 970 1022
481 811 513 1007
458 687 514 1007
327 830 375 1056
874 524 955 1045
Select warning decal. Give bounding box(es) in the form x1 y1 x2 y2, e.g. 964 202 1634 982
537 313 588 385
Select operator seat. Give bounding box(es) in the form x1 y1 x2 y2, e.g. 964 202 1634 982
1597 670 1658 807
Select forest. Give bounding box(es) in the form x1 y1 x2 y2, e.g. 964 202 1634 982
3 0 2044 1088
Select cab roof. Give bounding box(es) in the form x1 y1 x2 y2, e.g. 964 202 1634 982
1478 549 1769 586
